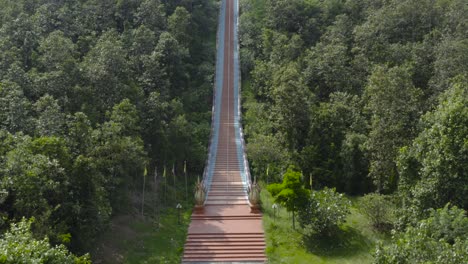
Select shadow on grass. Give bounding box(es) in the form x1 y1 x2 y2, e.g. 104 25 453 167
302 225 374 258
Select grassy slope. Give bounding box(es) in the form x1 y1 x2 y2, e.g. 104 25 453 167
92 205 192 264
91 172 199 263
261 188 390 264
123 208 191 263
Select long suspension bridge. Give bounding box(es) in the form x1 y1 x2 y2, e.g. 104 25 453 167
182 0 266 262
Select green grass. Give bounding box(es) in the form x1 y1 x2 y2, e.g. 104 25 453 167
261 189 390 264
92 205 192 264
91 179 197 264
123 207 191 263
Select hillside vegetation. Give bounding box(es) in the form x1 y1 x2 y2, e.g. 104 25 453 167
0 0 218 261
0 0 466 263
239 0 467 263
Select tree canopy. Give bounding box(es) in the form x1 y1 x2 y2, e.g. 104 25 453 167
240 0 467 261
240 0 468 202
0 0 218 257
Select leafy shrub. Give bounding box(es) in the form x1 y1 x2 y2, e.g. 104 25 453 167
0 218 91 264
267 166 309 228
374 204 468 264
299 187 351 236
360 193 395 231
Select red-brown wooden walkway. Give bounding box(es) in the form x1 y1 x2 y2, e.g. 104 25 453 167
182 0 266 263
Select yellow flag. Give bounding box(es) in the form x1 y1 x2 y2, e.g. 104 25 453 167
266 164 269 176
144 166 147 177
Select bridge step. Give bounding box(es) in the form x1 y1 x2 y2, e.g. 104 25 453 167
186 238 265 243
209 193 247 196
183 233 266 262
187 236 264 240
207 196 246 200
205 201 248 205
211 182 244 184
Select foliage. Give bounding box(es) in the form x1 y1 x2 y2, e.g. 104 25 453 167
267 167 309 228
364 64 421 193
168 7 191 47
0 218 90 264
246 134 289 183
0 82 32 133
0 0 218 257
261 188 386 263
240 0 467 198
300 92 369 192
397 77 468 221
267 167 309 212
240 7 467 263
299 187 351 236
374 204 468 264
359 193 395 231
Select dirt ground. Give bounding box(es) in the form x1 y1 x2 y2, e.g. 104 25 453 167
91 214 141 264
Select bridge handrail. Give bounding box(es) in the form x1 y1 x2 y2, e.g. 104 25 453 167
202 0 252 203
201 0 223 196
235 0 252 187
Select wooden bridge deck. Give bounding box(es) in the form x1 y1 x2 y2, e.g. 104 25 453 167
182 0 266 263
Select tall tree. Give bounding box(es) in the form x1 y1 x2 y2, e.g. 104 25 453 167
0 82 32 133
430 36 468 103
398 77 468 211
34 94 66 137
301 92 368 192
91 99 146 210
153 31 188 97
271 63 312 151
136 0 167 34
364 65 421 192
168 6 191 48
34 30 78 107
2 135 70 242
81 30 133 116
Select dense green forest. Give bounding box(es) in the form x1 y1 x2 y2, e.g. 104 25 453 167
239 0 467 262
0 0 217 261
0 0 467 262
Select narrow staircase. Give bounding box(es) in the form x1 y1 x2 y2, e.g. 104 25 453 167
182 0 266 263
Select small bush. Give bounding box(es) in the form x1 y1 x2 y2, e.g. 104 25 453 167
374 204 468 264
267 166 309 229
360 193 395 231
299 187 351 236
0 218 91 264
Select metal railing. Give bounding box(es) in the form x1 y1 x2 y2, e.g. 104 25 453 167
201 0 252 203
201 0 225 200
234 0 252 187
